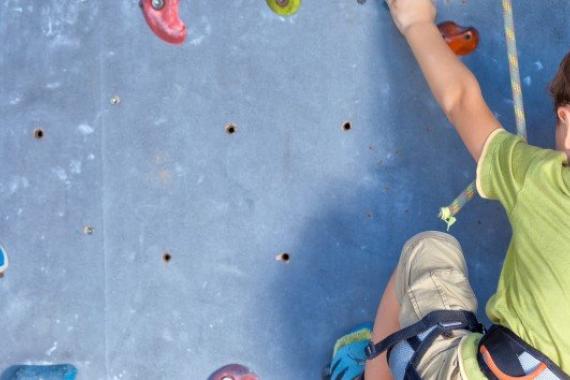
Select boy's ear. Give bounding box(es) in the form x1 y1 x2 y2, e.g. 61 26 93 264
557 106 570 126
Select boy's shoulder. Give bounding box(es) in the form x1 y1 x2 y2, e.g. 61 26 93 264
518 136 569 189
476 128 569 208
483 128 566 173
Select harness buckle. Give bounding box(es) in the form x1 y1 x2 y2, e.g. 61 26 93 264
438 321 463 338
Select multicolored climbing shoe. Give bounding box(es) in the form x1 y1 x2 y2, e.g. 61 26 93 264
266 0 301 16
140 0 187 44
1 364 77 380
323 322 372 380
207 364 259 380
0 243 8 276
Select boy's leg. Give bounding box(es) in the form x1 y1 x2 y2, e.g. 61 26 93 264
366 231 478 380
364 272 400 380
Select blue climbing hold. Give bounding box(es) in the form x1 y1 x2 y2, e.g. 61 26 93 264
0 243 8 275
0 364 78 380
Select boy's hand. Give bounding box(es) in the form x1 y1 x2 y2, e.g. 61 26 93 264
386 0 436 35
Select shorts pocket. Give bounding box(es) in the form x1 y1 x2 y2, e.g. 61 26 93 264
407 269 477 320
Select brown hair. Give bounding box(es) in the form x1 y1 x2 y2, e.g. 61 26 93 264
550 52 570 113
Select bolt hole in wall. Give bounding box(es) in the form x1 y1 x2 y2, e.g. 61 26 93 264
110 95 121 105
33 128 44 139
342 121 352 131
225 123 237 135
163 252 172 263
276 252 290 263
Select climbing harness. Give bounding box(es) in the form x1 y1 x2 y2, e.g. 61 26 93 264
439 0 527 230
363 313 570 380
478 325 570 380
364 310 484 380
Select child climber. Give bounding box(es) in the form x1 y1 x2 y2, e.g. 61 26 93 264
327 0 570 379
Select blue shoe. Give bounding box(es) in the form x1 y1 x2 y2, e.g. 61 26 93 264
324 322 373 380
1 364 77 380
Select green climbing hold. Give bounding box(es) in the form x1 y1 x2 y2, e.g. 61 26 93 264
266 0 301 16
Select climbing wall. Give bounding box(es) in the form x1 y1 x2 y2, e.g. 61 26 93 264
1 0 568 379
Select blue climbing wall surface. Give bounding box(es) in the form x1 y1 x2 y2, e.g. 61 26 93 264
1 0 568 378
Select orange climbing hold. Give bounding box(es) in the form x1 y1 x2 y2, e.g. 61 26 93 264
140 0 187 45
438 21 480 56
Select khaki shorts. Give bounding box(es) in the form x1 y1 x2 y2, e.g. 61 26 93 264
395 231 478 380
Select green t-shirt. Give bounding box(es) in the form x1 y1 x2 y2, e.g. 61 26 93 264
459 129 570 379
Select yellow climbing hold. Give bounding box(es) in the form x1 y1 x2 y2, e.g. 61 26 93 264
266 0 301 16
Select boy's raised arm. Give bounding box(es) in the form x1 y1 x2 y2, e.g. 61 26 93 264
387 0 500 161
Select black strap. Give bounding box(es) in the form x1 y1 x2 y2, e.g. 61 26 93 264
364 310 483 380
407 336 422 351
365 310 483 361
478 325 570 380
405 326 445 380
404 366 423 380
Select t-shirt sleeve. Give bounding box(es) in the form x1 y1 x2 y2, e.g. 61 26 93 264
476 129 542 212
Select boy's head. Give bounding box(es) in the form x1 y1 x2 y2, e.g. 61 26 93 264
550 53 570 158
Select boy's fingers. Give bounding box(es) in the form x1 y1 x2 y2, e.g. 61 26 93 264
386 0 436 7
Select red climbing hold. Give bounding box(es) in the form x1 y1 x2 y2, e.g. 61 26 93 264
438 21 480 56
140 0 187 45
208 364 259 380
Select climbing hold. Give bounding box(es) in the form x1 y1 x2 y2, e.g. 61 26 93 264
208 364 259 380
1 364 77 380
0 243 8 276
266 0 301 16
140 0 187 45
437 21 480 56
